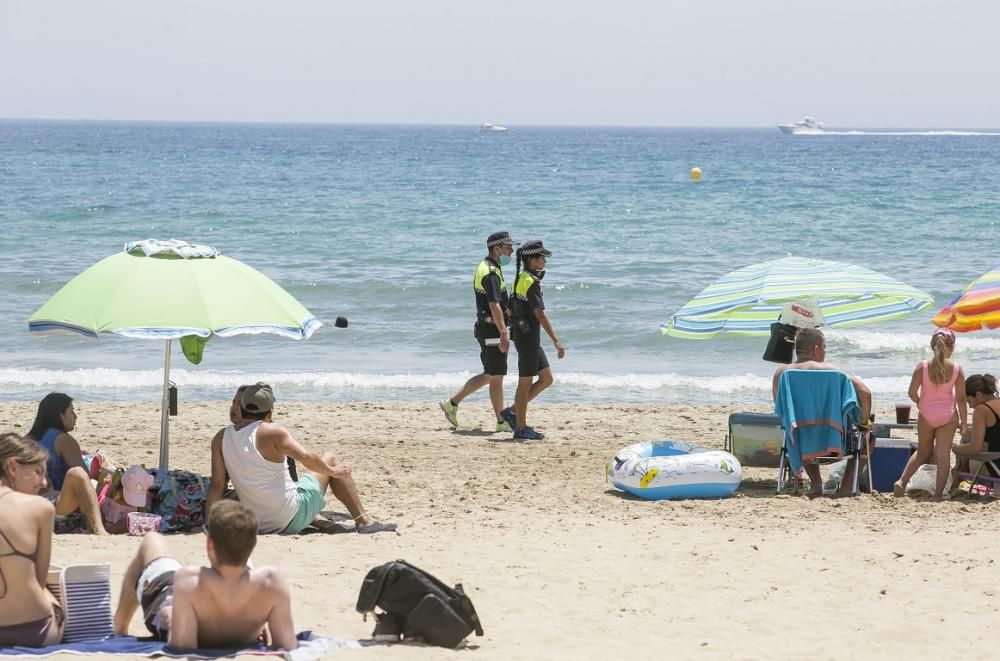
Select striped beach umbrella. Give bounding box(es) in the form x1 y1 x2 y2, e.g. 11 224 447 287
662 256 934 339
933 265 1000 332
28 239 322 468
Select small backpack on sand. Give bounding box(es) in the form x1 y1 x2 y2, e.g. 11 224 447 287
356 560 484 648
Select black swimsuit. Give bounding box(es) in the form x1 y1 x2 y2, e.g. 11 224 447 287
979 402 1000 477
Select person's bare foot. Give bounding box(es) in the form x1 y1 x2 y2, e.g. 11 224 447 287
892 481 905 497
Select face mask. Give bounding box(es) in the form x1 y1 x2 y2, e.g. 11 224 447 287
498 254 511 266
532 268 546 281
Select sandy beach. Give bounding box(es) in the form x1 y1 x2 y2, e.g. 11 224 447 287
1 399 996 660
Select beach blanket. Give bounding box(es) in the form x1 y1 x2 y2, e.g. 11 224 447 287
774 369 859 472
0 632 360 660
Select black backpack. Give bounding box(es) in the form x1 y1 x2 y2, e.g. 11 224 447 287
356 560 484 648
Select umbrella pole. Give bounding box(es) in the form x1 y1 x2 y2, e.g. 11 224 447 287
158 339 171 470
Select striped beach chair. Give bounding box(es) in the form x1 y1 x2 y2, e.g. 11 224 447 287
45 564 115 643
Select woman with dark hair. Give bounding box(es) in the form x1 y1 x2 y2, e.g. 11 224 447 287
26 394 106 535
952 374 1000 485
0 433 64 647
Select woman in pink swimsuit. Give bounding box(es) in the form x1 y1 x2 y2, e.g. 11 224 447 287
894 329 968 500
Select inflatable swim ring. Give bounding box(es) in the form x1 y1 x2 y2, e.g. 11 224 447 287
607 440 742 500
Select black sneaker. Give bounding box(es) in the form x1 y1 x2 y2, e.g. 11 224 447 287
513 426 545 440
499 407 517 429
372 612 403 642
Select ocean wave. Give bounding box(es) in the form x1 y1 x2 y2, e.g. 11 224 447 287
0 367 820 395
827 330 1000 356
0 367 925 404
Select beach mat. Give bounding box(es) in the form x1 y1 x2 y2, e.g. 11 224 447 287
0 631 361 660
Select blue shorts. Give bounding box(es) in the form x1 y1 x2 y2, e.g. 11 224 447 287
281 474 326 535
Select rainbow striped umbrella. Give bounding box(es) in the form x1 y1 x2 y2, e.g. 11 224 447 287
933 265 1000 332
663 256 934 339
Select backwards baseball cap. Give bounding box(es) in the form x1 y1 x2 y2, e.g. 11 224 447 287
121 465 154 507
486 231 519 248
519 240 552 257
241 382 275 413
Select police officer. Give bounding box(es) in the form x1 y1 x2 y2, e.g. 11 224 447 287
439 231 518 432
506 240 564 440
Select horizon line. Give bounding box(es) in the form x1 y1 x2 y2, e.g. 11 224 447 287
2 117 999 132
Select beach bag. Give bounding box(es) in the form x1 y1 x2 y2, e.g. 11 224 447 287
148 468 210 533
356 560 483 648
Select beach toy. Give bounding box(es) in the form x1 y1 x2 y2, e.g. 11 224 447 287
127 512 161 536
689 166 702 180
607 440 742 500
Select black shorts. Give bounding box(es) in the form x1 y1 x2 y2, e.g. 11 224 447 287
475 322 507 376
513 333 549 378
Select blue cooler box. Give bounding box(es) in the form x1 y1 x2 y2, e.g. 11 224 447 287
871 438 915 493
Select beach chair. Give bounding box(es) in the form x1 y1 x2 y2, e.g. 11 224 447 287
45 563 114 643
956 452 1000 496
774 370 872 495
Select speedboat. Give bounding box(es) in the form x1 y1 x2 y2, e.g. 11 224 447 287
776 117 824 134
479 123 508 132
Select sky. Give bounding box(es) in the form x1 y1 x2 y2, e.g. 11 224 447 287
2 0 998 128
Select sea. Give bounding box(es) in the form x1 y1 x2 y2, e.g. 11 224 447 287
2 120 999 407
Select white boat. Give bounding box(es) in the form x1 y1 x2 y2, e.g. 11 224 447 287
776 117 824 134
479 123 508 133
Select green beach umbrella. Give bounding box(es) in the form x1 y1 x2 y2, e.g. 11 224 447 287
662 256 934 339
28 239 322 468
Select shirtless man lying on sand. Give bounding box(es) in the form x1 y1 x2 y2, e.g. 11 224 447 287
112 500 296 651
772 327 873 496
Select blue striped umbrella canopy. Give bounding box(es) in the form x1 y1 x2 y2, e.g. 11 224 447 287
662 256 934 339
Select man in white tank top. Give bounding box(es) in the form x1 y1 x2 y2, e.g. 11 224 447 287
206 383 397 535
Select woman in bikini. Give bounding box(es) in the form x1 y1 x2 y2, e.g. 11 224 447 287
952 374 1000 486
894 329 968 501
0 433 64 647
25 393 106 535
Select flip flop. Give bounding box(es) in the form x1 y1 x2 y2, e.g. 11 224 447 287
357 521 398 535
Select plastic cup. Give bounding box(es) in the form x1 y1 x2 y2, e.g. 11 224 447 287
895 403 911 424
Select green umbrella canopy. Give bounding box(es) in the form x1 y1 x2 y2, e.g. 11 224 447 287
27 240 322 469
28 240 320 344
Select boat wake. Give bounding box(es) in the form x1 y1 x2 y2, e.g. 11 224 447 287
802 130 1000 137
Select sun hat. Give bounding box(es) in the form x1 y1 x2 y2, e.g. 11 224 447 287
519 240 552 257
487 231 519 247
241 382 275 413
121 465 154 507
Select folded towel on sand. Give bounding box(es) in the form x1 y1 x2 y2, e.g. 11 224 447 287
0 632 361 660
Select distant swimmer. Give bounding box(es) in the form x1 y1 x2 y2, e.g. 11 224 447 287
505 240 565 441
439 231 519 432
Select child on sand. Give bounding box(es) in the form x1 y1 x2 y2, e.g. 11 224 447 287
894 329 968 500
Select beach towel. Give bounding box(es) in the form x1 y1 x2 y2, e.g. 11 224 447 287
0 632 360 660
774 369 860 473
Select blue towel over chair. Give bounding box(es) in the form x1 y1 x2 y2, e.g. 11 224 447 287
774 369 860 473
